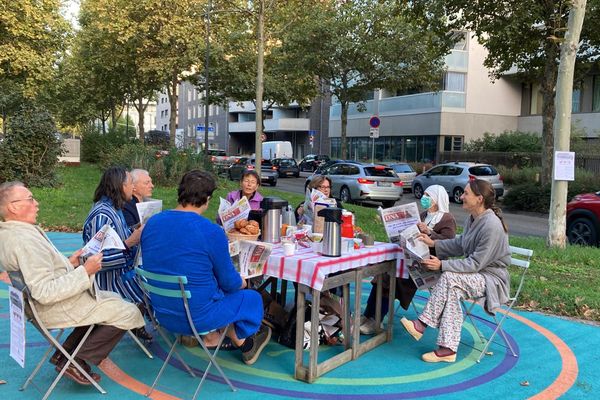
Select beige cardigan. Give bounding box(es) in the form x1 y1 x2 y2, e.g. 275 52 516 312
0 221 143 330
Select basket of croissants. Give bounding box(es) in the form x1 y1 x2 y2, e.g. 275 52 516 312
226 219 261 241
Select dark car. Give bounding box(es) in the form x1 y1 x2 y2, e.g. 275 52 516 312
299 154 330 172
227 157 278 186
567 191 600 246
272 158 300 178
314 159 357 175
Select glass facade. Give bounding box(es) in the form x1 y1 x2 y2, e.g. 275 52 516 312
330 135 438 163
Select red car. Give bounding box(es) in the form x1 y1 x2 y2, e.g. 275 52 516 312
567 191 600 246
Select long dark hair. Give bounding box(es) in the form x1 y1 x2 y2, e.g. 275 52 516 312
468 179 508 233
178 170 217 207
94 166 128 210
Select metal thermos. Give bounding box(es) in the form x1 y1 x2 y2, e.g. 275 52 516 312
261 197 288 243
282 204 296 226
318 207 343 257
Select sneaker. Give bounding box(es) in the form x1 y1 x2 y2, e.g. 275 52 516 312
359 316 382 335
242 325 272 365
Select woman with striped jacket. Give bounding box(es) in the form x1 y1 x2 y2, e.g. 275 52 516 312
83 166 151 341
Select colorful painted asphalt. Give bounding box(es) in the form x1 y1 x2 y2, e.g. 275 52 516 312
0 232 597 399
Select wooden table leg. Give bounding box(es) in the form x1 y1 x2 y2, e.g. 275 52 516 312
294 287 306 380
387 270 396 342
352 270 362 360
342 283 351 350
308 288 321 383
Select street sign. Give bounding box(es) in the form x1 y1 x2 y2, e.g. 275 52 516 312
260 133 267 141
369 116 381 128
309 129 316 137
196 125 204 132
369 127 379 139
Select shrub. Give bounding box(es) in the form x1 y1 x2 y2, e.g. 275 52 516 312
503 168 600 212
497 166 542 185
80 121 135 164
465 130 542 152
0 104 63 186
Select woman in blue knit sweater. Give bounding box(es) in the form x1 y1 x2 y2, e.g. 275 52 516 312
141 170 271 365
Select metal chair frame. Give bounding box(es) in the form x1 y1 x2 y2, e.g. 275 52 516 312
461 245 533 363
135 267 236 400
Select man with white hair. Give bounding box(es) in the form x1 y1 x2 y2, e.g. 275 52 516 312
123 169 154 228
0 181 144 386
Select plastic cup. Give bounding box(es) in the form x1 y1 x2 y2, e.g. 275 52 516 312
283 242 296 256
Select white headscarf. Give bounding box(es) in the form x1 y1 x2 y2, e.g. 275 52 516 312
423 185 450 228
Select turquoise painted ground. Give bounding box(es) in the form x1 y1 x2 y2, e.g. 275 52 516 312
0 232 597 399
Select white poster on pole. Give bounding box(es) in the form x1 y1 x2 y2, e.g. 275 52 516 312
553 151 575 181
9 286 26 368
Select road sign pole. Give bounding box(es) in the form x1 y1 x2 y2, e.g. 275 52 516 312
371 137 375 164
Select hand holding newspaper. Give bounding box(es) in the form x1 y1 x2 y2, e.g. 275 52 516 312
135 199 162 225
218 196 251 232
400 224 440 290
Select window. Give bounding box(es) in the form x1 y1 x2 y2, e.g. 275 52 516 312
444 136 463 152
392 164 414 173
572 88 581 113
446 166 463 176
426 166 447 176
444 72 466 92
593 76 600 112
327 165 343 175
469 165 498 176
364 166 396 177
452 31 467 50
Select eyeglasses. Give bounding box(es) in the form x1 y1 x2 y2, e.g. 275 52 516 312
10 196 35 204
318 185 331 190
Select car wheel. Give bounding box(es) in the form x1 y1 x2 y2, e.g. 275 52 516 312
413 183 424 199
340 186 351 203
567 217 598 246
382 200 396 208
270 180 277 187
453 187 464 204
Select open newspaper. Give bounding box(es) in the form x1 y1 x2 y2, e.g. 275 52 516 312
136 199 162 225
400 225 440 290
304 188 337 233
228 240 272 278
380 202 420 244
80 224 126 299
218 196 251 232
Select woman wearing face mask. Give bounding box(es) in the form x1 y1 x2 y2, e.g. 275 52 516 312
359 185 456 335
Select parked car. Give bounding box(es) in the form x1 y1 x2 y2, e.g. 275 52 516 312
227 157 278 186
298 154 331 172
305 162 403 207
271 158 300 178
208 149 235 175
412 162 504 203
567 191 600 246
313 159 355 175
389 163 417 191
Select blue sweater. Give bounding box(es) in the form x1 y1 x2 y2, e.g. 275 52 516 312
141 210 243 331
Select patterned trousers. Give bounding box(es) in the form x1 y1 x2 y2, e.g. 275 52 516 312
419 271 485 352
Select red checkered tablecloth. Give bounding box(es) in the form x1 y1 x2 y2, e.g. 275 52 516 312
263 242 407 291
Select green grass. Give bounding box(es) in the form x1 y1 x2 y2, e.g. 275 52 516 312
32 164 600 322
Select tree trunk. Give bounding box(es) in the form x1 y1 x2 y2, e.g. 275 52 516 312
539 40 560 186
137 96 146 144
168 69 179 148
548 0 587 248
254 0 265 176
340 100 348 159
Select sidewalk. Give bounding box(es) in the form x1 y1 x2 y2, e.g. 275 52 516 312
0 232 596 399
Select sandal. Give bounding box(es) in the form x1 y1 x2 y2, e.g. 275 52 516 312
206 337 237 351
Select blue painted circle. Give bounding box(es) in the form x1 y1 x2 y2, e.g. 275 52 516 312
369 116 381 128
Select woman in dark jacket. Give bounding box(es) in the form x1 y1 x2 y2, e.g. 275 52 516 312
359 185 456 335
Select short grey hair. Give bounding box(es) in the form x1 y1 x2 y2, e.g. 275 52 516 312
130 169 150 184
0 181 25 220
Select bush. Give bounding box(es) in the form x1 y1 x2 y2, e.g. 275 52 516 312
0 104 63 186
497 166 541 185
80 120 136 164
99 143 214 186
465 130 542 152
502 168 600 212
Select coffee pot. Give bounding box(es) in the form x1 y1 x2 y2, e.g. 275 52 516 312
317 207 343 257
261 197 288 243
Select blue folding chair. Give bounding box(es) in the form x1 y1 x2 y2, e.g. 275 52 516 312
135 267 236 399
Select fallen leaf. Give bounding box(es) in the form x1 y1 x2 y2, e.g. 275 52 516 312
520 381 529 386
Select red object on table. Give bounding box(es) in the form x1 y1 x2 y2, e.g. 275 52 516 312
341 214 354 238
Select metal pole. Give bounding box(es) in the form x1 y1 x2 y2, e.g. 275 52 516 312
204 0 212 156
371 136 375 164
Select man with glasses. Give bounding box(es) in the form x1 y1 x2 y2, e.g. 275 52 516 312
0 181 144 386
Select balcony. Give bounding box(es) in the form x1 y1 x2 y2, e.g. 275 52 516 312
229 118 310 133
329 91 465 119
228 101 255 113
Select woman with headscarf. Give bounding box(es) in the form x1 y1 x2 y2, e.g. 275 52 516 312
359 185 456 335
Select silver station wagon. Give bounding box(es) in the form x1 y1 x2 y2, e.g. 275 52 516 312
305 162 403 208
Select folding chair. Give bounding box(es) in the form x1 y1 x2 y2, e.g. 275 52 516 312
6 270 106 400
461 245 533 363
135 267 236 400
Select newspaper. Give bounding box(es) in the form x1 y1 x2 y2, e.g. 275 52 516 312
405 257 440 290
136 199 162 225
81 224 126 258
229 240 271 278
399 224 440 289
400 225 430 261
218 196 251 232
379 202 421 244
9 286 25 368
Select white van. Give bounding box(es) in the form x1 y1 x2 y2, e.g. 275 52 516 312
262 141 293 160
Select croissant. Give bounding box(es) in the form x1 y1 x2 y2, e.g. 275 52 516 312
245 224 259 234
235 219 249 229
248 220 259 227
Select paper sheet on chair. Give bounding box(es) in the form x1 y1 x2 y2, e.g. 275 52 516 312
9 286 25 368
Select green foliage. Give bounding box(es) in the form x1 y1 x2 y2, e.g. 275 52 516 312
464 131 542 152
80 125 134 164
0 104 63 186
497 166 541 186
503 169 600 212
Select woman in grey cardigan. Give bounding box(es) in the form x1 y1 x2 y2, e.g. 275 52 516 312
401 179 511 363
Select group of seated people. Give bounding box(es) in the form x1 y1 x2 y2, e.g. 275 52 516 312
0 163 510 388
